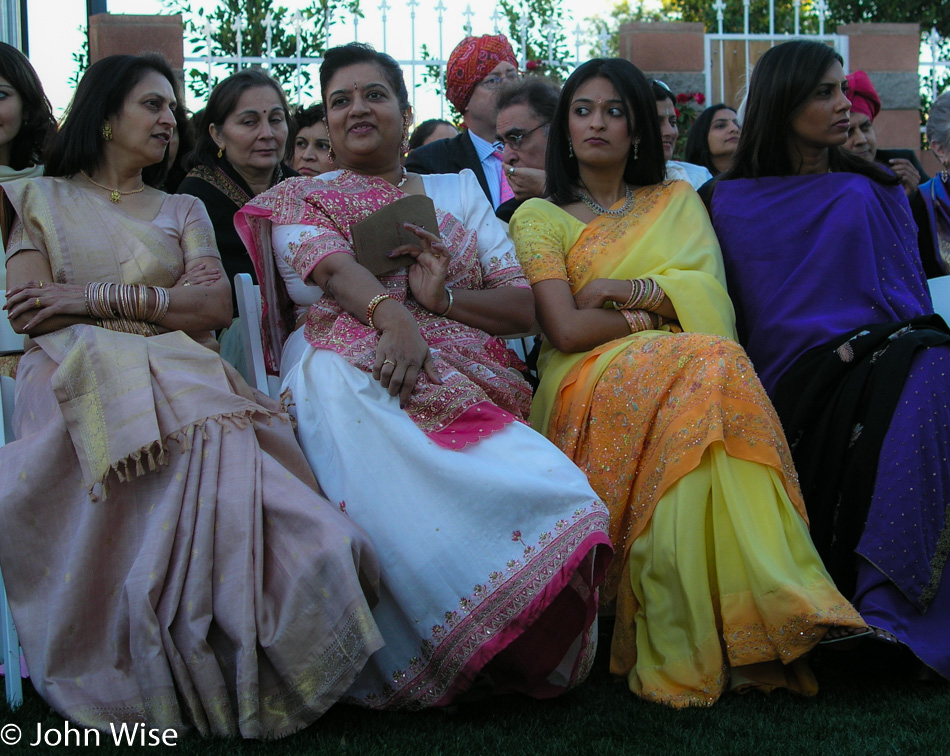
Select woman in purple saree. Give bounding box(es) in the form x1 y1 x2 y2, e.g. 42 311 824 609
704 40 950 680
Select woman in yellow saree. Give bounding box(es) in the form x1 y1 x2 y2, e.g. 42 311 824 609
509 58 867 707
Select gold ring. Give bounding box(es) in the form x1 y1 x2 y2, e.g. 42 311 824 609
38 281 43 288
382 359 396 367
35 297 41 308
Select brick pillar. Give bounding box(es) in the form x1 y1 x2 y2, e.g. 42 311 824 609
88 13 184 77
617 22 706 100
838 23 925 165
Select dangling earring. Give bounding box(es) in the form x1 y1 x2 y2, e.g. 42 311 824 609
327 142 335 165
568 139 574 158
401 121 411 156
101 121 113 141
216 146 224 159
941 161 949 183
633 138 640 161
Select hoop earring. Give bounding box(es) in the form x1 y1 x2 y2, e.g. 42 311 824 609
568 139 574 158
633 138 640 161
101 122 113 141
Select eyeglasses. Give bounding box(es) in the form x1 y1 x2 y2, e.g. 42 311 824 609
651 79 674 96
497 121 550 151
479 70 522 90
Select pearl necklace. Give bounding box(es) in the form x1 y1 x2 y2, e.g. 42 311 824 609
80 171 146 203
579 185 634 217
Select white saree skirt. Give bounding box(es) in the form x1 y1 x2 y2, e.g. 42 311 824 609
280 330 611 708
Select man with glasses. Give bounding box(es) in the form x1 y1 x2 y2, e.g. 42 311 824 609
493 77 559 222
405 34 520 209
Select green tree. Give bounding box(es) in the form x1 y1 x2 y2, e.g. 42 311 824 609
163 0 361 102
827 0 947 29
654 0 823 34
498 0 572 80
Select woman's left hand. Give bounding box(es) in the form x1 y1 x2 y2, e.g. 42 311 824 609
887 158 921 197
398 222 452 313
173 262 222 288
573 278 627 310
3 280 87 330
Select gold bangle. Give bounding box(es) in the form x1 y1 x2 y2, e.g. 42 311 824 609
366 293 393 330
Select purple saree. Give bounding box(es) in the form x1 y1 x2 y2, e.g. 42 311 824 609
711 173 950 679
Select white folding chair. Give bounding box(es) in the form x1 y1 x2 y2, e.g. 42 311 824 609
234 273 282 399
0 290 24 355
928 276 950 322
0 374 23 709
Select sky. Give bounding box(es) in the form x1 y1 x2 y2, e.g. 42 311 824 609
26 0 624 119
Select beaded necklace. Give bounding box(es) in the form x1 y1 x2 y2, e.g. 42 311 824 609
579 184 634 217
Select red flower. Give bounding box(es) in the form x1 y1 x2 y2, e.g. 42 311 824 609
674 107 681 119
676 93 689 103
526 60 540 71
696 92 706 105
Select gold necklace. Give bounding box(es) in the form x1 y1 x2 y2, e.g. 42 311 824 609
80 171 146 203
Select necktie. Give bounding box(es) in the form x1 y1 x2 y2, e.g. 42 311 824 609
493 150 514 203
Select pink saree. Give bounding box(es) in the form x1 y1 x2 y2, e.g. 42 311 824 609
0 178 383 738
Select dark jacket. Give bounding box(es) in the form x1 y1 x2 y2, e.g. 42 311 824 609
405 131 493 205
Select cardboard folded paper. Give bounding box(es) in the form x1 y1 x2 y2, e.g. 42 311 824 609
350 194 441 275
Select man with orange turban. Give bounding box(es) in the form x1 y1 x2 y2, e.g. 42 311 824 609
405 34 520 208
843 70 928 196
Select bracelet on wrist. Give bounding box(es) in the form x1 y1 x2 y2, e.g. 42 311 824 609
438 287 454 317
366 293 393 330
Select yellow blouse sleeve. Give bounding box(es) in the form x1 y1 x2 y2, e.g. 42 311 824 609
509 198 579 285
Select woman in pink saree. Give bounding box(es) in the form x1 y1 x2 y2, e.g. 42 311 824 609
0 54 382 738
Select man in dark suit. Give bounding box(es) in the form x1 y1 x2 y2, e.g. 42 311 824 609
405 34 519 209
844 70 930 197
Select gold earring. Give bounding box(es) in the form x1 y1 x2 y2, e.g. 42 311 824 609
101 121 113 141
217 146 224 159
327 143 335 164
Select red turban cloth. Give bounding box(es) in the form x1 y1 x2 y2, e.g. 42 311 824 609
445 34 518 113
846 70 881 121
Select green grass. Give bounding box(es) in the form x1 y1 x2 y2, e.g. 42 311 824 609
2 635 948 755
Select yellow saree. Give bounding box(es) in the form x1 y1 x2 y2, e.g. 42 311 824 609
510 182 865 707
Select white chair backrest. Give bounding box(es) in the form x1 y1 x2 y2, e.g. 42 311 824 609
0 375 12 446
0 291 24 354
0 374 23 708
928 276 950 322
234 273 275 397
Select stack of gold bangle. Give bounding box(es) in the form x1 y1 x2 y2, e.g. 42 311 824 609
85 281 171 331
619 277 664 311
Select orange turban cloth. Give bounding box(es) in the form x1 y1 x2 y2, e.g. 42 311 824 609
445 34 518 113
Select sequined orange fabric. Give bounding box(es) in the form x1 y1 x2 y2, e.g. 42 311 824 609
552 331 803 598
